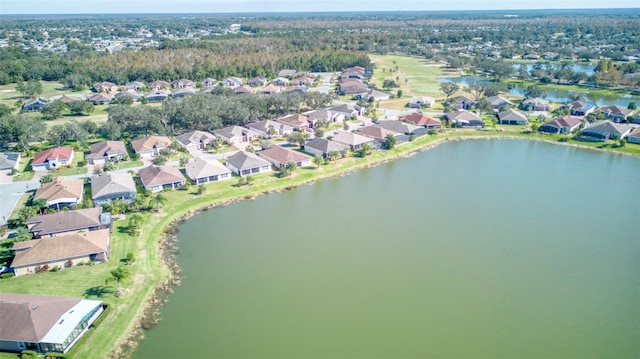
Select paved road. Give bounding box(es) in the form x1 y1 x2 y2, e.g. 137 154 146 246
0 180 40 226
310 72 334 94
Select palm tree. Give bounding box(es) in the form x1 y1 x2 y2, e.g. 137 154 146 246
128 213 144 232
312 154 324 168
105 266 132 294
32 198 47 215
360 143 373 157
149 193 167 210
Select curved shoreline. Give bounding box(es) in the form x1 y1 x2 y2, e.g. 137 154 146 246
112 132 639 358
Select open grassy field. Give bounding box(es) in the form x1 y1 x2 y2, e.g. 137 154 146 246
369 54 457 98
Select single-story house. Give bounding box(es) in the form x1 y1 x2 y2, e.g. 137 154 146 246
233 85 255 95
358 125 402 141
539 116 587 134
271 77 290 86
31 147 75 171
521 97 550 112
172 87 196 99
292 76 315 86
580 120 634 141
138 165 186 192
497 109 529 125
87 93 112 105
113 91 140 102
627 127 640 144
144 90 170 102
171 79 194 89
258 145 312 168
10 229 110 277
276 114 312 130
199 78 215 89
92 81 118 93
57 95 84 104
26 207 108 238
408 96 436 108
225 151 272 177
260 84 282 95
0 152 20 177
148 80 170 90
22 97 48 112
331 130 376 151
124 81 145 92
286 86 308 95
401 113 442 129
341 66 366 79
377 120 421 135
34 177 83 209
247 76 267 86
185 157 232 185
86 140 127 165
597 105 634 123
213 126 259 145
487 95 513 110
324 103 366 119
247 120 294 138
339 80 369 95
304 110 344 124
175 130 217 151
445 110 484 128
562 101 595 116
278 69 297 77
130 136 172 158
221 77 243 87
361 89 391 101
303 138 348 158
91 172 137 205
0 292 104 353
451 96 476 110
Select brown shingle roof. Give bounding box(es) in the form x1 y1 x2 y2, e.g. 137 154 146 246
11 229 110 268
130 136 172 154
34 177 84 205
0 293 82 342
138 165 186 188
86 141 127 161
26 207 103 237
358 125 399 140
258 145 310 166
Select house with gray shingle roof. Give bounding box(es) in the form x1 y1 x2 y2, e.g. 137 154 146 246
580 120 634 141
596 105 634 123
445 110 484 128
11 229 110 277
539 116 587 134
91 172 137 205
185 157 232 185
331 130 376 151
377 120 421 135
497 109 528 125
213 126 259 145
303 138 348 158
247 120 293 138
0 292 104 352
175 131 216 151
224 151 272 177
627 127 640 144
521 97 550 112
487 95 513 110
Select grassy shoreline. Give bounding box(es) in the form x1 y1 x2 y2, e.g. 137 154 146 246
0 130 638 359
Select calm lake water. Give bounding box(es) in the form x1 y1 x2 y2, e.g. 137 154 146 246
134 139 640 359
438 76 640 107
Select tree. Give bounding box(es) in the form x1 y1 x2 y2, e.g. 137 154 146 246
149 194 167 210
179 155 190 167
13 226 33 242
628 102 637 110
105 266 132 294
384 134 397 150
31 198 47 215
397 89 403 98
286 131 310 148
125 252 136 265
152 155 167 166
523 85 547 99
16 80 42 98
312 154 324 168
465 80 495 101
41 101 66 120
359 143 373 157
383 79 398 89
103 161 116 172
475 98 494 117
568 92 587 102
67 101 94 116
197 185 206 196
328 151 341 162
439 82 459 100
0 104 11 117
39 174 53 184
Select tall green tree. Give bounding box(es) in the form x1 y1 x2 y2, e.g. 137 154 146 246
439 82 459 100
105 266 132 293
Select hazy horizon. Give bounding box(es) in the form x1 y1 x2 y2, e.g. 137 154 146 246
1 0 638 15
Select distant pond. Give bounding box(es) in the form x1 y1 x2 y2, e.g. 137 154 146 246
438 76 640 107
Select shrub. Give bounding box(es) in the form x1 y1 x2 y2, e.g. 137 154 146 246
1 273 15 279
50 265 60 272
45 352 68 359
20 350 39 358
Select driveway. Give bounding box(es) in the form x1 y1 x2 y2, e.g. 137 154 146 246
0 180 40 226
310 72 334 94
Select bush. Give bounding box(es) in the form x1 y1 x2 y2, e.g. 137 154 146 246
45 352 68 359
1 273 15 279
50 265 60 272
21 350 40 358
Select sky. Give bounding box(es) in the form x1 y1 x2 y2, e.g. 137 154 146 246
0 0 638 14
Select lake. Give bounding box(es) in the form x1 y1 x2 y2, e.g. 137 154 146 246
134 139 640 359
438 76 640 107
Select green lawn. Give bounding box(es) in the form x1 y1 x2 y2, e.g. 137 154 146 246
369 54 456 98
